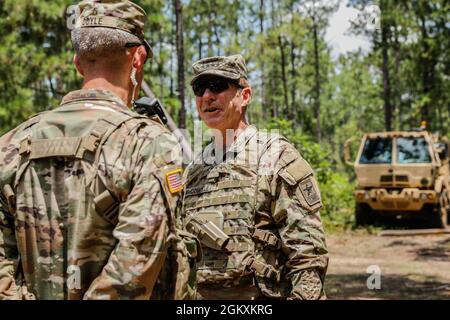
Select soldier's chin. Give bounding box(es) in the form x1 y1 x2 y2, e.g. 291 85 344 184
201 114 224 130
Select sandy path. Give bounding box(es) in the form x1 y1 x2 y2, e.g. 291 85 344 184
325 231 450 299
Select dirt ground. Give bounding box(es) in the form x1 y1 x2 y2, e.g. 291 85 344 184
325 230 450 300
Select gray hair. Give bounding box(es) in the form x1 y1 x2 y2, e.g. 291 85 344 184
71 27 141 62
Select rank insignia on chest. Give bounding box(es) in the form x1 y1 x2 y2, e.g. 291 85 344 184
166 169 184 194
299 177 320 206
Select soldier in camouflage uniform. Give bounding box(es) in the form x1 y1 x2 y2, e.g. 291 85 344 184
181 55 329 300
0 0 186 300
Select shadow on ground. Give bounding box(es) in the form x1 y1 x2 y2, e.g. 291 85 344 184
369 215 436 230
385 237 450 262
413 237 450 262
326 273 450 300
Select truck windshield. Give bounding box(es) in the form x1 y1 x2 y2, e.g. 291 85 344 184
397 137 431 163
359 137 392 164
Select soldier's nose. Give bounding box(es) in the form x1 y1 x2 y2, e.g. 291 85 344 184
202 88 216 100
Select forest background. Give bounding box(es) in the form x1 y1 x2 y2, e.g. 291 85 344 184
0 0 448 231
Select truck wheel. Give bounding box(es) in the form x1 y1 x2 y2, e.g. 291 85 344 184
444 192 450 226
355 203 374 226
430 194 448 228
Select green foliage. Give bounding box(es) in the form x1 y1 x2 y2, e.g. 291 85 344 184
268 118 354 230
348 0 449 134
320 172 356 232
0 0 78 135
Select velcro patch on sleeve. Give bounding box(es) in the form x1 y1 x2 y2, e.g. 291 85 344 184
166 169 184 194
299 176 321 206
279 157 313 186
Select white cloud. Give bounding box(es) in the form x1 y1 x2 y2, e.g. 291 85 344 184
325 1 372 59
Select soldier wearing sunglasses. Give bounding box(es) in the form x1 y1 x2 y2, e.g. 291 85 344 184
180 54 329 300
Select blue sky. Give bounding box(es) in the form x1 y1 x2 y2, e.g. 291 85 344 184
325 1 372 59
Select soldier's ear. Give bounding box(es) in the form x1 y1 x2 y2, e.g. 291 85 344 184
73 54 85 77
132 46 148 71
241 86 252 107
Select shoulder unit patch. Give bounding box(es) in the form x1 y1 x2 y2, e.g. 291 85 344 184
299 176 320 206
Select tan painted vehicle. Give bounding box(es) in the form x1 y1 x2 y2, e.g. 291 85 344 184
345 129 450 228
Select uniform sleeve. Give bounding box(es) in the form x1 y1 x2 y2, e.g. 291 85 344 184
270 145 329 300
0 200 23 300
84 130 183 300
0 129 23 300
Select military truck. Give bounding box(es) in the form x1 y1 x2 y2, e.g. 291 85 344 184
344 128 450 228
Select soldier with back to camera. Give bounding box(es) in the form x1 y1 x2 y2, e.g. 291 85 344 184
0 0 191 300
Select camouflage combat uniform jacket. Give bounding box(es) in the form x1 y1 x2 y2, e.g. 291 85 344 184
0 89 183 300
181 125 328 300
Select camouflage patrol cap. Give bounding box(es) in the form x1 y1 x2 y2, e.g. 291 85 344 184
74 0 153 58
191 54 248 85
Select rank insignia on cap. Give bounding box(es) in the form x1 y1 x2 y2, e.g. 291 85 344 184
299 177 320 206
166 169 183 194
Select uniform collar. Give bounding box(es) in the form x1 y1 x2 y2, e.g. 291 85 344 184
60 89 128 109
202 125 258 163
227 125 258 154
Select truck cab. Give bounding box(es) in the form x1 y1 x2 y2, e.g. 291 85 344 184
345 130 450 228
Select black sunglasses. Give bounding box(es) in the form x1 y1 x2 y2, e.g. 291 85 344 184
192 77 242 97
125 42 149 56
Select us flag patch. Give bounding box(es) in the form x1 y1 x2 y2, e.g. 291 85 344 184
166 169 183 194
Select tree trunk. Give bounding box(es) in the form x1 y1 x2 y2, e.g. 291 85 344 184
174 0 186 129
270 0 276 28
158 30 164 99
211 10 221 56
278 34 289 117
313 21 321 142
169 18 175 97
393 19 401 130
198 38 203 60
381 8 392 131
290 41 297 121
207 8 213 56
270 76 278 118
259 0 267 119
418 13 435 124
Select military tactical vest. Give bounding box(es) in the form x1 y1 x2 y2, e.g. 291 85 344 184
2 99 199 300
182 128 290 298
